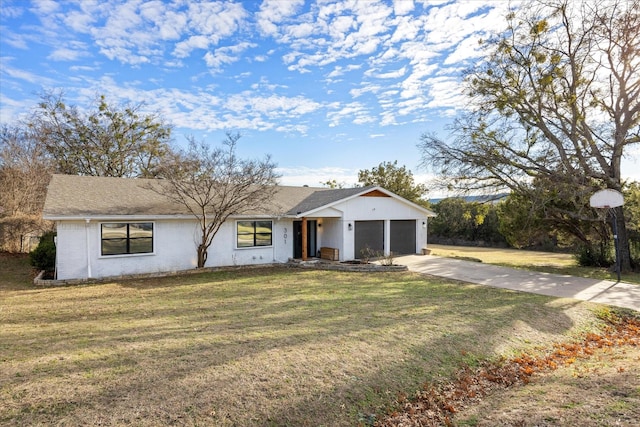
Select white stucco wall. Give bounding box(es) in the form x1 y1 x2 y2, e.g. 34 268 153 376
53 193 431 280
55 217 295 280
319 218 342 250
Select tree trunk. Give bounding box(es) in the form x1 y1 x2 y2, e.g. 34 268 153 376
197 244 208 268
613 206 632 273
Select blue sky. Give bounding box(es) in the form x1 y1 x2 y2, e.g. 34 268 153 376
1 0 638 193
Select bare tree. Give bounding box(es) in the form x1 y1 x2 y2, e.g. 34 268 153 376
0 125 54 251
155 132 279 268
419 0 639 270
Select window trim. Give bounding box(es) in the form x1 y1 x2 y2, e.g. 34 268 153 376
236 220 273 249
100 222 155 257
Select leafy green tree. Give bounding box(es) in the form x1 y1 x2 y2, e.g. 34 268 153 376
497 192 550 249
419 0 639 270
358 161 428 204
430 198 504 244
321 179 346 189
30 92 173 178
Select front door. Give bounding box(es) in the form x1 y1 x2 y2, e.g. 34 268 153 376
293 220 317 259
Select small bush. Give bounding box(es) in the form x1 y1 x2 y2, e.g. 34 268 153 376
29 231 56 271
575 244 612 267
379 251 395 266
359 246 376 264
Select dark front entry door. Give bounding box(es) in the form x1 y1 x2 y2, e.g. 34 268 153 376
293 220 317 259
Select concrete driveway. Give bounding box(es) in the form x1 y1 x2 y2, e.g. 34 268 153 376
397 255 640 312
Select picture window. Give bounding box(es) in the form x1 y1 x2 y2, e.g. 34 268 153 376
101 222 153 256
237 220 272 248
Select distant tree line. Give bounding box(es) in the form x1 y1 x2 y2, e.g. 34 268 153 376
428 184 640 267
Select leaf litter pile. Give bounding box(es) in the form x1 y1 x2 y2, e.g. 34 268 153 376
376 310 640 427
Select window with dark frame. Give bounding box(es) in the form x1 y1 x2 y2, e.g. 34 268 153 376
237 220 273 248
101 223 153 256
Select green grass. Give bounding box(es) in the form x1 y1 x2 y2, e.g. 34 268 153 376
429 244 640 284
0 255 608 426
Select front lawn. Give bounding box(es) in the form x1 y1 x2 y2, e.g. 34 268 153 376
0 264 610 426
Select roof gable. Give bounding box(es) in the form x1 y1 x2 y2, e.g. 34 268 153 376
290 186 435 217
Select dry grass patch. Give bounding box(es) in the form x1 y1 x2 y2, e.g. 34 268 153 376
1 266 609 426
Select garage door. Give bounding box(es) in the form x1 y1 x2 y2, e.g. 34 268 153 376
390 220 416 255
354 220 384 259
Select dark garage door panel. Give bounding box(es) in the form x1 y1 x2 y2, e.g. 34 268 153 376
354 220 384 258
390 220 416 255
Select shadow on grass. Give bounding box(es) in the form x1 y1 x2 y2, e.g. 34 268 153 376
1 269 595 426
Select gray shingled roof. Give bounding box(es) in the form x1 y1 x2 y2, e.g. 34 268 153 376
43 174 375 219
285 186 375 215
43 175 184 217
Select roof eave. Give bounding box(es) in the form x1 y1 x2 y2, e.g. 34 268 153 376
43 214 196 221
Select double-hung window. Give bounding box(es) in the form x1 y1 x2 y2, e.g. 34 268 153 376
101 222 154 256
237 220 272 248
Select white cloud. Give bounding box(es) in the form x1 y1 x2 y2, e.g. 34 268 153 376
349 83 383 98
0 94 37 124
375 66 407 79
393 0 415 16
389 15 422 42
30 0 60 15
0 4 24 19
326 102 375 127
0 31 29 49
185 1 246 40
64 9 96 32
48 48 81 61
2 65 55 85
277 166 358 187
326 63 362 79
203 42 256 70
257 0 305 36
174 35 210 58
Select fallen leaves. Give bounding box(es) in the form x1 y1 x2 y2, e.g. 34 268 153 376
375 310 640 427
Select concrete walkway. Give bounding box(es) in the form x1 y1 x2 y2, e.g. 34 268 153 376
397 255 640 312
